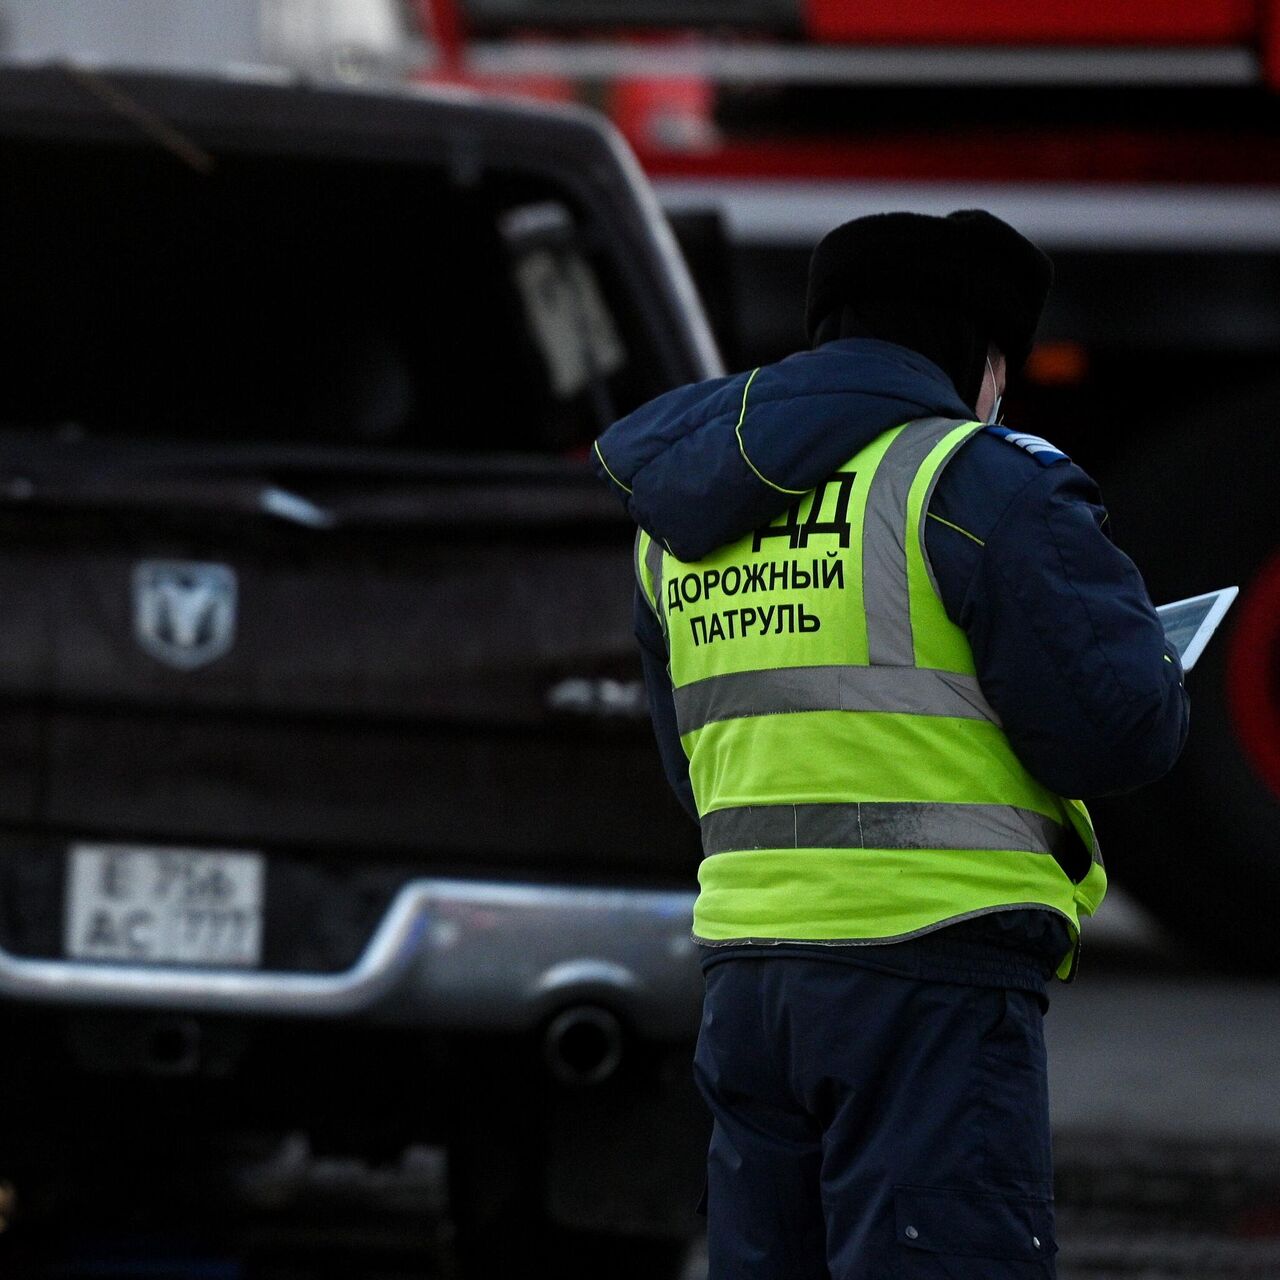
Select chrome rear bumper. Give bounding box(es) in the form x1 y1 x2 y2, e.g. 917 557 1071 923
0 879 704 1041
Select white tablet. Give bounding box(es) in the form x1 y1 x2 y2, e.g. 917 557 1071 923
1156 587 1239 671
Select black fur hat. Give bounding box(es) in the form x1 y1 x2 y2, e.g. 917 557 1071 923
805 209 1054 375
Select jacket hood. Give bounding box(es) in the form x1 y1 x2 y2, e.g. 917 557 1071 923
593 338 973 562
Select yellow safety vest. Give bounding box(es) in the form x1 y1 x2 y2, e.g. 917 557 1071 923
637 415 1106 981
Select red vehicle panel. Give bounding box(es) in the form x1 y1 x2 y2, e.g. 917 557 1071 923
805 0 1258 46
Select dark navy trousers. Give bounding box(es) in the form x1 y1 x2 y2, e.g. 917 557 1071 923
694 957 1058 1278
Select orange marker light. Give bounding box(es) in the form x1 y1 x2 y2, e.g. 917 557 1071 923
1025 342 1089 386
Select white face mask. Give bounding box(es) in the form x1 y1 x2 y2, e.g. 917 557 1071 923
984 355 1003 426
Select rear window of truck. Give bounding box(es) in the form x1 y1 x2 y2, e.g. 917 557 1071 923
0 139 663 456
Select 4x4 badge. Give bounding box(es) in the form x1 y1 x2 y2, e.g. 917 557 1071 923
133 561 237 670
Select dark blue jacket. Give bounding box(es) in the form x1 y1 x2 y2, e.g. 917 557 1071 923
594 338 1189 990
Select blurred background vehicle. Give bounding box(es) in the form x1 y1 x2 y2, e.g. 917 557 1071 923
0 53 716 1280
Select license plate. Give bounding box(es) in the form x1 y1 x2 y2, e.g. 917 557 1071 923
64 844 264 967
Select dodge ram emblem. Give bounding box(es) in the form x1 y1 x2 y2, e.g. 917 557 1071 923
133 561 237 670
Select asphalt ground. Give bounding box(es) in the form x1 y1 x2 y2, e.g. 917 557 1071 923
1043 913 1280 1279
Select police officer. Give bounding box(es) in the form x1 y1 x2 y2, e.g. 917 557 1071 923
593 210 1188 1278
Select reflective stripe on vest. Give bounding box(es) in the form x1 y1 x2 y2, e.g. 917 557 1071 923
646 532 665 628
862 416 960 664
700 802 1070 858
636 527 667 635
674 665 1001 735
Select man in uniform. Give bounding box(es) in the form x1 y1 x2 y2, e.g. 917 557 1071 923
592 210 1188 1278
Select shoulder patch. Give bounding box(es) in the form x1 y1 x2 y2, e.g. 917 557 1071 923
984 425 1070 467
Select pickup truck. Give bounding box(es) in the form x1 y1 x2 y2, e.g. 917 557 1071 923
0 64 718 1275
